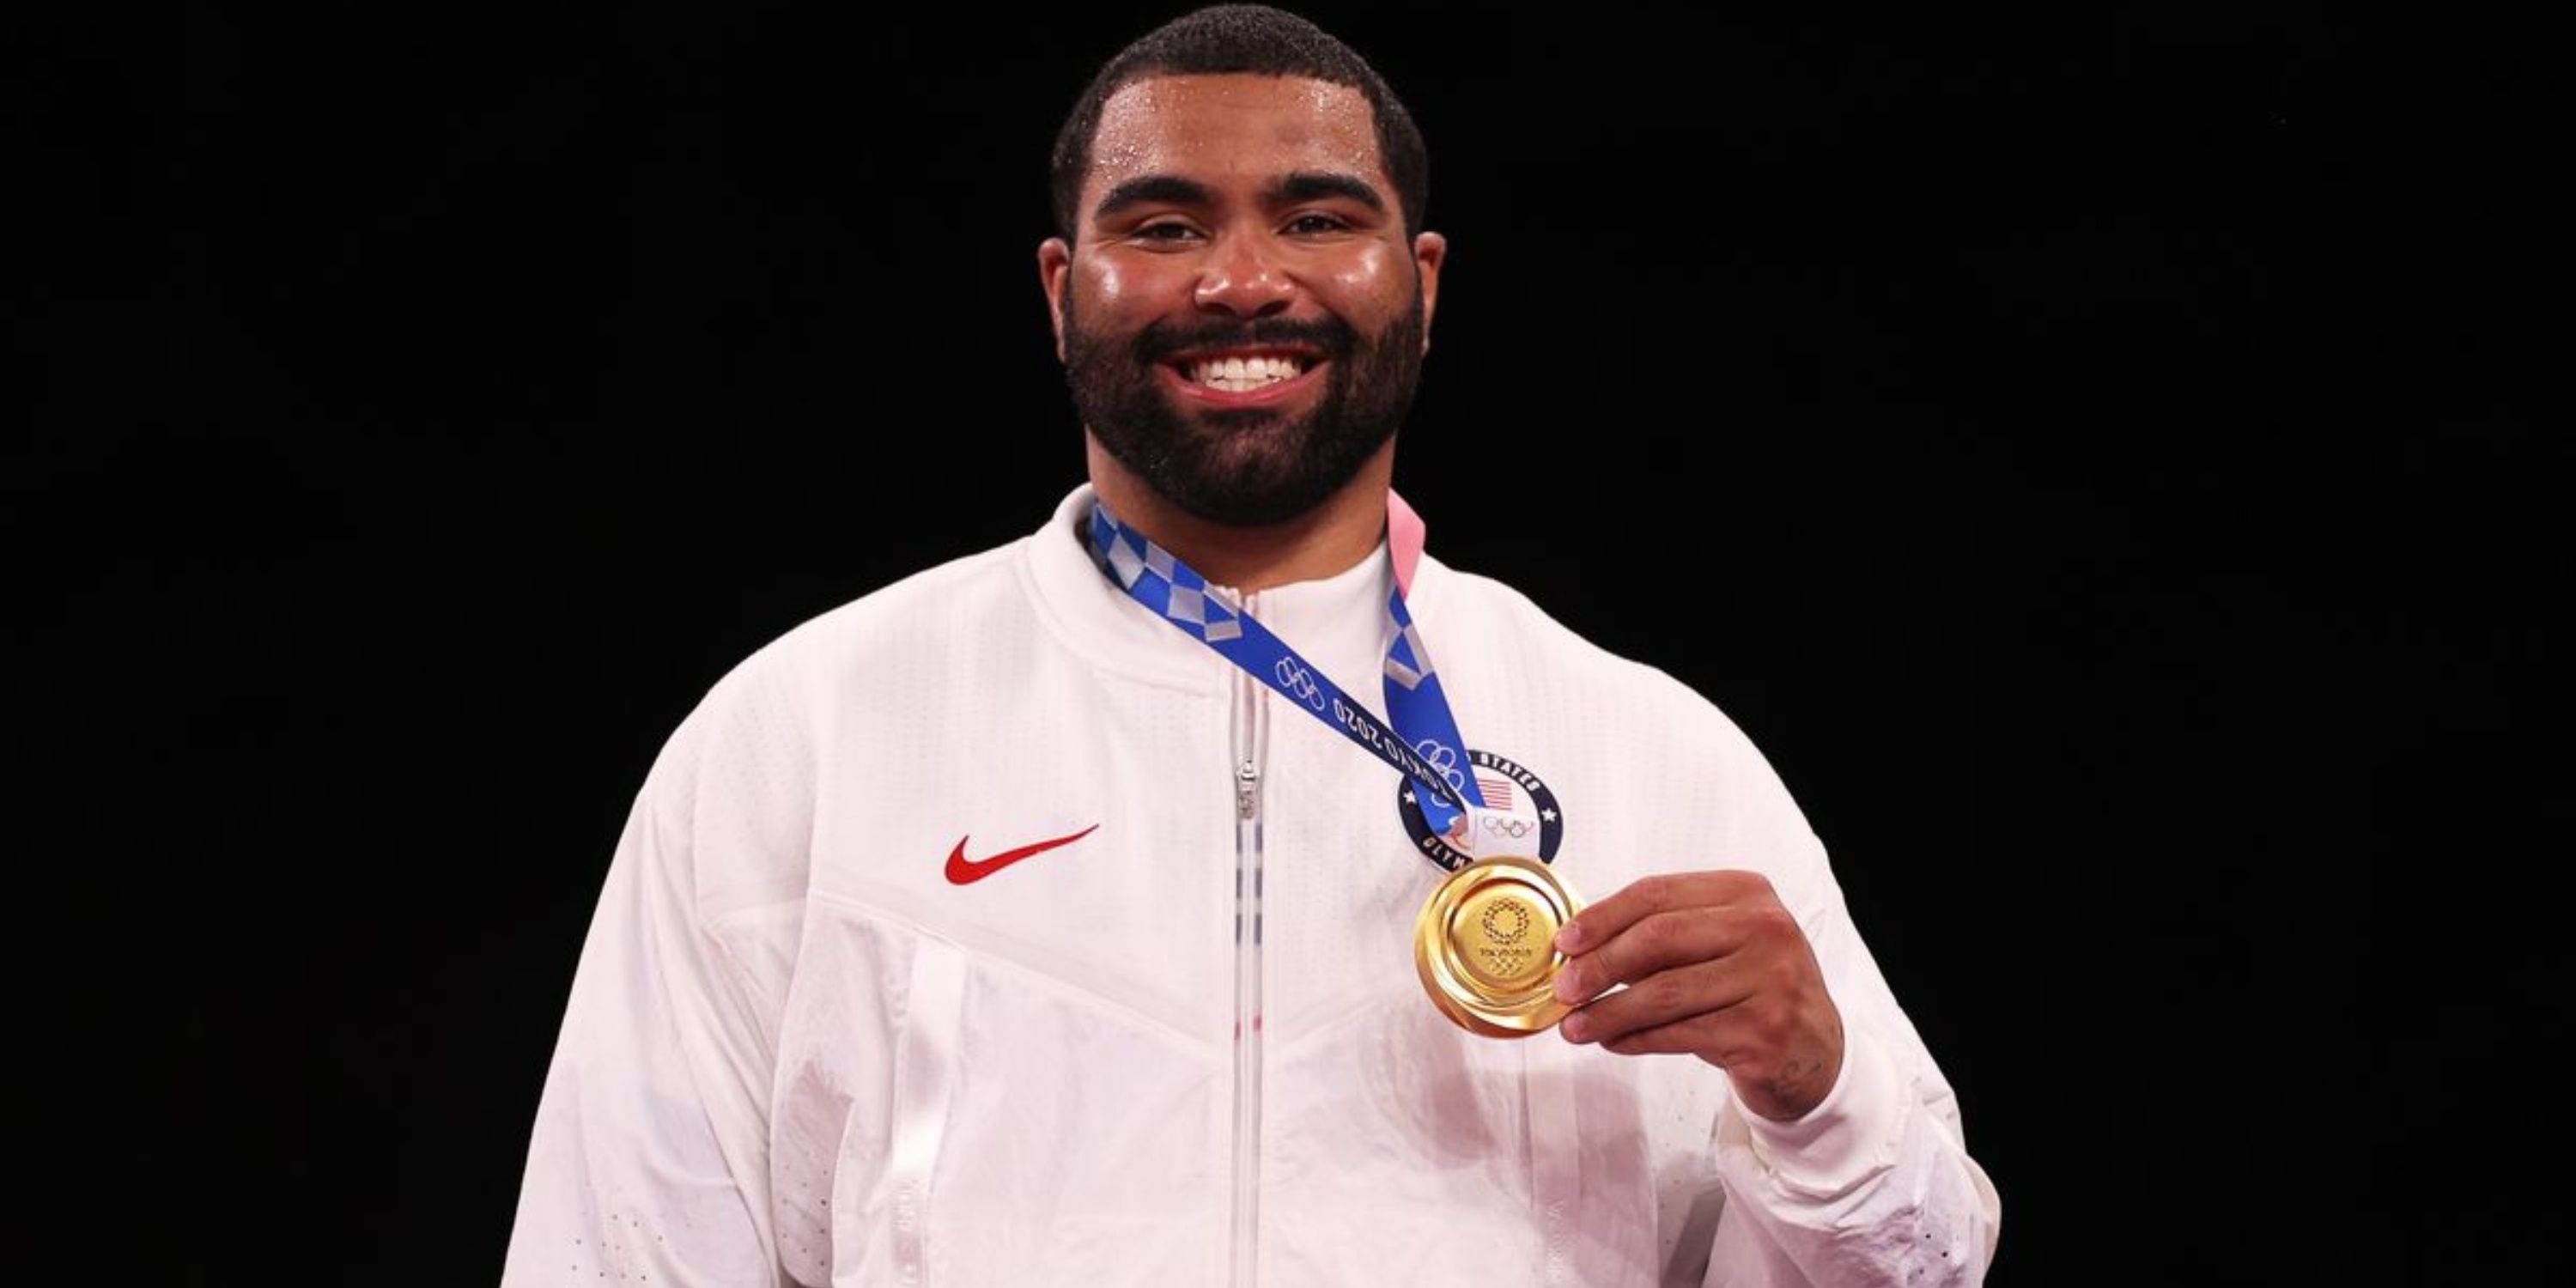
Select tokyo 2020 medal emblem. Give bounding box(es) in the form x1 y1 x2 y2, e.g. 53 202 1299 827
1414 854 1583 1037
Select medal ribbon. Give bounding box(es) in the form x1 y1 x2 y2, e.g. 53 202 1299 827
1089 495 1485 838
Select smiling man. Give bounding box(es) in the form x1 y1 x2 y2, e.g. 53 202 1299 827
1048 70 1436 548
504 7 1998 1286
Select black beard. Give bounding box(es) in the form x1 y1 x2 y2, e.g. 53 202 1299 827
1060 286 1425 527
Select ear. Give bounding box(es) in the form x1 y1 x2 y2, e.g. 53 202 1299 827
1412 230 1448 356
1038 237 1072 364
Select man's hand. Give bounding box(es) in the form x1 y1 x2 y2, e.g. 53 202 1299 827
1552 871 1845 1121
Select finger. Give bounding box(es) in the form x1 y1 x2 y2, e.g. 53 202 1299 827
1558 959 1753 1047
1555 870 1776 957
1581 998 1779 1066
1552 906 1751 1005
1599 1013 1731 1059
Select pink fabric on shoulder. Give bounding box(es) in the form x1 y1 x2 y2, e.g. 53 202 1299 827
1388 489 1427 598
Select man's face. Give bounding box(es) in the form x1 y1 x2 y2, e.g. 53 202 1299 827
1041 75 1445 527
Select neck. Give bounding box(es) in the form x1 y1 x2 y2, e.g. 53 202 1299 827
1084 434 1395 592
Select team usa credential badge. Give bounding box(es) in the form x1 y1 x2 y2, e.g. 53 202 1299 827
1399 750 1583 1037
1395 749 1565 872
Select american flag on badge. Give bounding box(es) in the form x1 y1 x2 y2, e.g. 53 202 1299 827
1475 775 1516 811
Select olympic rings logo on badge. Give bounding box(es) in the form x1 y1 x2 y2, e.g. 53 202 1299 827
1479 816 1534 839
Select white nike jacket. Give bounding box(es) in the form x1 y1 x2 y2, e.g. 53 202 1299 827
501 485 2002 1287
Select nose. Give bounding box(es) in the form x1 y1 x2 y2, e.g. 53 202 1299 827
1193 230 1296 319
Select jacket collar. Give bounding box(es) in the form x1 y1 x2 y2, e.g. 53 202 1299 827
1021 483 1447 695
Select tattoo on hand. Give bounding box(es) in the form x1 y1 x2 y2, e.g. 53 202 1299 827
1765 1060 1815 1106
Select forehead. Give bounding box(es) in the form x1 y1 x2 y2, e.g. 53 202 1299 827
1083 73 1385 202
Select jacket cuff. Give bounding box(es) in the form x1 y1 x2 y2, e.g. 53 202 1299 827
1738 1027 1905 1197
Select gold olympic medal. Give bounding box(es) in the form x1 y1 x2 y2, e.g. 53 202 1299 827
1414 855 1583 1038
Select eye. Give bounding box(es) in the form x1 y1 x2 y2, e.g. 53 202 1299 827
1131 220 1204 244
1285 212 1351 235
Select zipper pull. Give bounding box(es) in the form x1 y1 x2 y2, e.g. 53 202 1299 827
1236 759 1260 819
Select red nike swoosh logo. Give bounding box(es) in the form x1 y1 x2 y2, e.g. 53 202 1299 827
944 824 1100 885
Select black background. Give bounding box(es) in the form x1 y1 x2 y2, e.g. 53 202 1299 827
15 5 2557 1284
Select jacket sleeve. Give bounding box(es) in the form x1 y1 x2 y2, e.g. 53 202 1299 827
1638 692 2001 1287
1698 840 2003 1286
500 690 802 1288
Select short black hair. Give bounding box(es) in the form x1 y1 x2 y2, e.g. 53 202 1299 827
1049 4 1430 242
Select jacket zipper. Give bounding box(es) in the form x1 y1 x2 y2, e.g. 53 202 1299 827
1227 590 1269 1288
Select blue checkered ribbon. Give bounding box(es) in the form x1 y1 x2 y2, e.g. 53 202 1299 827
1090 499 1482 837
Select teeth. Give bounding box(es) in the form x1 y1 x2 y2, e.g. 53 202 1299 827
1188 354 1305 392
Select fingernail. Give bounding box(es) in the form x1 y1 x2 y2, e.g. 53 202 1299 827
1555 922 1583 953
1553 964 1585 1002
1560 1014 1590 1042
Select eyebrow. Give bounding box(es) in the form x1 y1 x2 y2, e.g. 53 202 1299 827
1092 175 1215 223
1266 171 1387 215
1090 170 1390 223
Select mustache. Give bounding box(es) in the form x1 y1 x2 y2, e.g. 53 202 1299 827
1133 314 1357 364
